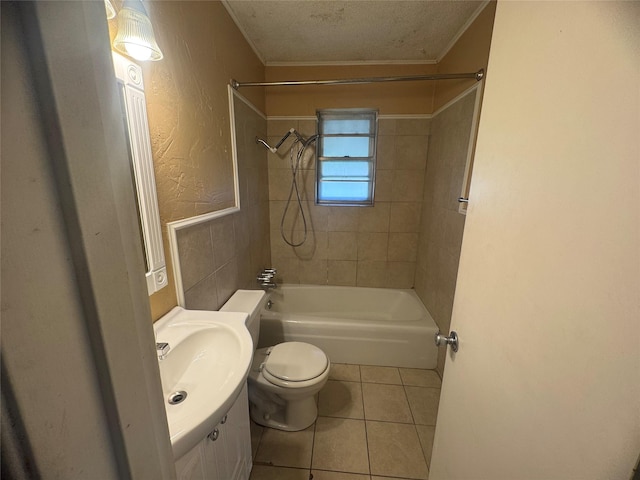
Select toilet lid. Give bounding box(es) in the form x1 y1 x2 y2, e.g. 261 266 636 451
264 342 328 382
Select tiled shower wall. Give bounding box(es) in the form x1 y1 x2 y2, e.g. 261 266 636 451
176 97 271 310
414 89 477 375
268 117 430 287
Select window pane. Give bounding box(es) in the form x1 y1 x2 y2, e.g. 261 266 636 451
319 161 370 179
318 181 371 202
322 118 371 134
321 136 371 158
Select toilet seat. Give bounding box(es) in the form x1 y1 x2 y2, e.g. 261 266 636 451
261 342 328 388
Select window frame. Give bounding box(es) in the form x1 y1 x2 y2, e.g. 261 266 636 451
315 109 378 206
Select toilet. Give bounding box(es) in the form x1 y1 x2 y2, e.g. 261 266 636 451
220 289 330 431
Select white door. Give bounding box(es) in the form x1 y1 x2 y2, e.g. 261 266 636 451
429 2 640 479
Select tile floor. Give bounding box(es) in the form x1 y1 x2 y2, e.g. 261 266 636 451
249 364 442 480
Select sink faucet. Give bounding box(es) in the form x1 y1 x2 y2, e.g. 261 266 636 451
156 342 170 360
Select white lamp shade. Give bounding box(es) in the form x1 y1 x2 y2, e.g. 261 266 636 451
113 1 163 62
104 0 116 20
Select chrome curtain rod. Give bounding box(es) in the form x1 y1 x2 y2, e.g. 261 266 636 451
230 69 484 89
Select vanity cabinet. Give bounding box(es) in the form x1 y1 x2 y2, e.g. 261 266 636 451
174 384 252 480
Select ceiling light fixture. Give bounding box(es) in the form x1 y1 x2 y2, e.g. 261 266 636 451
112 0 163 62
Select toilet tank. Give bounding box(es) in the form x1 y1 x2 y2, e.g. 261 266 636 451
220 289 267 348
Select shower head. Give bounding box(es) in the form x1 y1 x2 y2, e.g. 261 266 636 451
256 128 316 154
255 137 278 153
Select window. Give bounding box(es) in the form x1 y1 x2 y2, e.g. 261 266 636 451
316 109 378 206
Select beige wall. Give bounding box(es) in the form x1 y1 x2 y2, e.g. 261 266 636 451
434 1 496 111
268 117 429 287
177 97 271 310
119 1 266 320
265 64 438 116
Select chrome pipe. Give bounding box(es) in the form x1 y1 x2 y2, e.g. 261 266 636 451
231 69 484 89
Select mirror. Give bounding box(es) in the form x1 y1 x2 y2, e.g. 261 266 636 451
112 52 168 295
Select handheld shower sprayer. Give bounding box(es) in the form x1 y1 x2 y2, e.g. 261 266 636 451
255 127 319 247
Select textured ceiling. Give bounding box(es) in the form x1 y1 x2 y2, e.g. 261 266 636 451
222 1 486 64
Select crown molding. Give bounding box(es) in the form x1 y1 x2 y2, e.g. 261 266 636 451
220 0 267 66
436 1 491 64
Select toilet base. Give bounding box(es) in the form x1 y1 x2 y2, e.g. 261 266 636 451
249 394 318 431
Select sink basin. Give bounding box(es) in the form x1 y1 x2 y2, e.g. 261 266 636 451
153 307 253 459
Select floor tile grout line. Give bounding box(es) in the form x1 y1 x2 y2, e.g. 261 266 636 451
402 383 418 425
309 417 318 474
317 413 435 427
362 374 373 478
414 423 433 474
251 421 265 463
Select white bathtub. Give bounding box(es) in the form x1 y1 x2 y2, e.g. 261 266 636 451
258 284 438 369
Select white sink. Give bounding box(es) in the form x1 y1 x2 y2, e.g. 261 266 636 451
153 307 253 459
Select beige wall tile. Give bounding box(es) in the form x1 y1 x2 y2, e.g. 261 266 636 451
327 206 359 232
307 202 329 232
376 135 395 170
184 273 219 311
360 366 402 384
312 417 369 474
267 114 448 290
271 255 300 284
268 168 295 201
293 231 328 261
357 232 388 261
267 139 291 170
327 232 357 260
377 118 397 136
237 246 253 289
177 222 214 291
374 170 393 202
233 211 251 251
404 386 440 426
318 380 364 419
270 230 300 259
414 266 428 306
392 170 424 202
356 261 387 288
298 259 328 284
396 118 431 136
255 425 314 468
215 259 239 307
297 119 317 138
390 202 422 233
387 262 416 289
388 233 419 262
366 421 429 479
395 136 429 170
327 260 357 286
362 383 413 423
268 119 298 136
211 215 236 270
358 203 390 232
